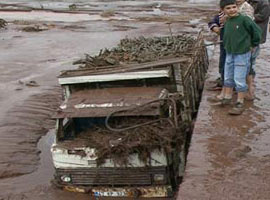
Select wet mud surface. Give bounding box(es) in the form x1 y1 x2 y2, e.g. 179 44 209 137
1 0 270 199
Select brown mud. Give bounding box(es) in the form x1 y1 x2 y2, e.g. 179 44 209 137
1 0 270 199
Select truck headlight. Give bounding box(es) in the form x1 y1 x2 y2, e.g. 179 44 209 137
60 175 72 183
153 174 165 182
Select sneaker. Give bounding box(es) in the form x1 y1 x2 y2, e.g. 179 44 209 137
228 102 244 115
207 95 223 103
221 98 232 105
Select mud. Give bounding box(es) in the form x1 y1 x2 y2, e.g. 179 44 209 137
1 0 269 199
0 9 135 198
0 88 61 179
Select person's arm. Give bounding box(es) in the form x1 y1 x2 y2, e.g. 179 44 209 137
244 17 262 46
208 14 220 33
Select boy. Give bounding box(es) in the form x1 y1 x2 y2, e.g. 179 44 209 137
208 11 226 92
219 0 261 115
208 0 254 100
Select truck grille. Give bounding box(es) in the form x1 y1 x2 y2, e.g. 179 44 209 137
56 166 168 186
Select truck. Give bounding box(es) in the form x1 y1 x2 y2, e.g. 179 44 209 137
51 32 208 198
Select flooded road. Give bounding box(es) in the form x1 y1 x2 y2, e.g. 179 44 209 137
1 0 270 199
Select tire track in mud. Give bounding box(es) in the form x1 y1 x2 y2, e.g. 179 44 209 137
0 86 62 179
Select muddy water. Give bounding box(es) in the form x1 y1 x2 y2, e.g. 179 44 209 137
0 130 54 193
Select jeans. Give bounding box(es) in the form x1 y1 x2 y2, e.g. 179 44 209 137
249 45 260 76
224 51 251 92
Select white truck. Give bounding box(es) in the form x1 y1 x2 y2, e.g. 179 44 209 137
51 33 208 198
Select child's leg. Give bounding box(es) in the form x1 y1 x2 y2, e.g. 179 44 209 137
234 51 251 103
246 75 254 99
208 49 227 102
220 42 226 86
247 46 260 100
228 52 251 115
223 53 235 100
218 43 226 99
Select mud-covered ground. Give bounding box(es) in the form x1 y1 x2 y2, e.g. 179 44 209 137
1 0 269 199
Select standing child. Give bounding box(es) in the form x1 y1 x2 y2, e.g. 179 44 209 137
208 11 226 93
219 0 261 115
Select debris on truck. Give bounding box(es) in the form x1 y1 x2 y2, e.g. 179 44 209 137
51 31 208 198
73 34 196 68
0 18 7 28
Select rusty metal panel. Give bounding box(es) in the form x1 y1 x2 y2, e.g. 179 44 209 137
56 166 168 186
53 87 168 118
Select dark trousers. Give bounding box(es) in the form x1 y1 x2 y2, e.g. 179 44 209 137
219 42 226 85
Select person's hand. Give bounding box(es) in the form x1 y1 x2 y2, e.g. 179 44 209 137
251 47 257 54
220 15 227 24
212 27 220 35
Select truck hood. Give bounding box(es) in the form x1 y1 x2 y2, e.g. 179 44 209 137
53 87 168 118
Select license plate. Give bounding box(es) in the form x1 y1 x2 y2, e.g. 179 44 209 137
94 191 126 197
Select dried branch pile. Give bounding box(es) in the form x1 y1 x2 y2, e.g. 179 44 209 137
0 19 7 29
73 34 195 68
79 118 185 166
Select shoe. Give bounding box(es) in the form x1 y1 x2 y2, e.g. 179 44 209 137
207 96 223 102
221 98 232 105
228 102 244 115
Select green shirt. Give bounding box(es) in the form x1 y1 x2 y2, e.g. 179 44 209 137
223 14 262 54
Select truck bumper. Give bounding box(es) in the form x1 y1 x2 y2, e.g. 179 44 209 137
53 182 173 198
